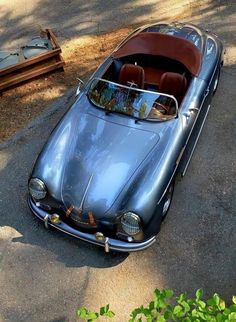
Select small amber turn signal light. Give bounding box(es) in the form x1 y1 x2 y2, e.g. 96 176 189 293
50 214 61 224
95 232 105 241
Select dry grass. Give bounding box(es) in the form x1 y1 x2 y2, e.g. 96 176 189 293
0 27 131 142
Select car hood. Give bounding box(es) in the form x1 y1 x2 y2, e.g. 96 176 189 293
35 109 160 217
61 112 159 216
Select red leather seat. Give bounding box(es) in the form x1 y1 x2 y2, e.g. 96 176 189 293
159 72 187 105
118 63 145 89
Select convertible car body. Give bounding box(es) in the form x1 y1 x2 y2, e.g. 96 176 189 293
28 22 224 252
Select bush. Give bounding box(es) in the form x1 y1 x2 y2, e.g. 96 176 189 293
77 289 236 322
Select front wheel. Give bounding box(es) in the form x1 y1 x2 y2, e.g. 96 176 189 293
161 180 175 221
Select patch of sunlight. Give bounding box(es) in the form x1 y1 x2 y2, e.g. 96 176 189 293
22 85 67 105
0 152 11 171
81 257 165 321
0 0 37 19
224 46 236 66
0 226 23 240
74 21 98 33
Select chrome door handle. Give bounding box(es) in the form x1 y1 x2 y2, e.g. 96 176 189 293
189 107 199 112
204 88 210 96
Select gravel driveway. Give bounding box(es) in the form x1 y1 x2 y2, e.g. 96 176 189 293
0 1 236 321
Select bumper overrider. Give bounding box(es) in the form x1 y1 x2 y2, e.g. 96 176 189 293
28 196 156 252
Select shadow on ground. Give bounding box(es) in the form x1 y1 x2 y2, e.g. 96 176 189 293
0 1 236 321
0 103 128 269
0 0 156 48
1 0 236 49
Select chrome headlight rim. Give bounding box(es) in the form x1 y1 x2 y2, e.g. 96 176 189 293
28 177 47 200
120 211 141 236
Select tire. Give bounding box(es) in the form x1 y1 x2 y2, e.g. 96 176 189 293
161 180 175 221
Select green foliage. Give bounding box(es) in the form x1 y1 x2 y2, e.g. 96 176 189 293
77 304 115 321
76 289 236 322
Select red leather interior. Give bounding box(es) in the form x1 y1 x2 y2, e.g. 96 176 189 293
113 32 201 76
118 63 145 89
159 72 187 105
144 67 165 85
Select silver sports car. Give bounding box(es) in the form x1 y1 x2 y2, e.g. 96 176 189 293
28 22 224 252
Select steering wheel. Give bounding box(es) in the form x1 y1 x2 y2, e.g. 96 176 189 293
153 101 169 114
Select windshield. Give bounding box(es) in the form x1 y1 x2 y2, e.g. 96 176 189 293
88 78 178 121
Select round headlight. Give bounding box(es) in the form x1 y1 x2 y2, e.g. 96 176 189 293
29 178 47 200
121 212 141 236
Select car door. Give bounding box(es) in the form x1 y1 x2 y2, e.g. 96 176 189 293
176 76 212 176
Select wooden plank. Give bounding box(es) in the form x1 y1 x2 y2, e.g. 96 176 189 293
0 48 61 77
0 61 64 92
46 29 61 49
0 29 65 92
55 53 65 64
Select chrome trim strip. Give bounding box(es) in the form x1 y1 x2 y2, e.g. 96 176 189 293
158 80 212 204
89 77 179 111
158 162 178 205
28 196 156 252
182 104 211 176
77 174 93 214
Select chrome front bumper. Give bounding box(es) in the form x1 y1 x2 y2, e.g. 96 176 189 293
28 196 156 252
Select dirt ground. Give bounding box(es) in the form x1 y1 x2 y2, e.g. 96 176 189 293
0 27 132 142
0 1 236 322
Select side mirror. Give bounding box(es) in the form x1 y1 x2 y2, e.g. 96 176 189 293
75 78 84 97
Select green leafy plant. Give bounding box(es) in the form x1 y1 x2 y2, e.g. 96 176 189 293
77 304 115 321
77 289 236 321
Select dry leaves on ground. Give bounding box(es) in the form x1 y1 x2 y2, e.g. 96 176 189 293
0 27 131 142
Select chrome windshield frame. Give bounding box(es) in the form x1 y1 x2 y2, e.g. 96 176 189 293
87 77 179 121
